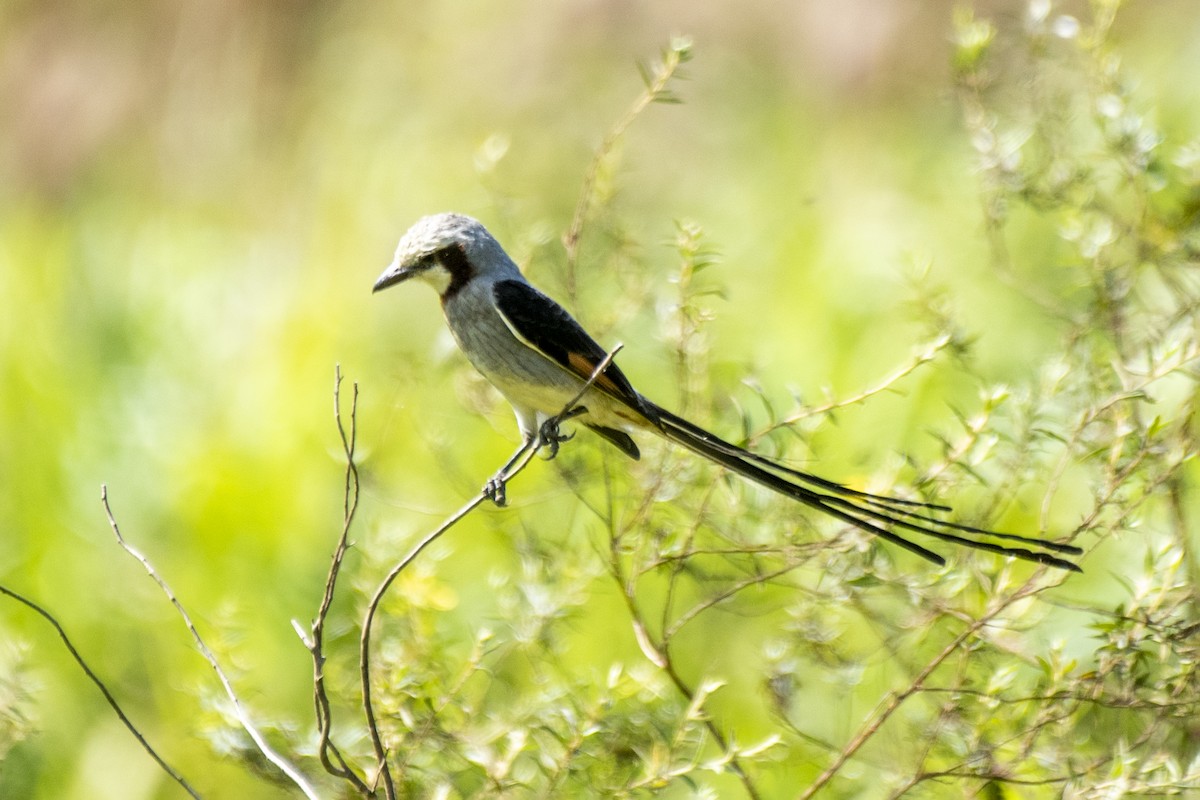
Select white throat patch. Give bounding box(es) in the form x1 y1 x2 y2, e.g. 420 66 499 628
421 262 453 296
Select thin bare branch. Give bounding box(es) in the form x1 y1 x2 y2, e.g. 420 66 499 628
359 344 626 800
296 365 374 794
101 486 320 800
0 583 201 799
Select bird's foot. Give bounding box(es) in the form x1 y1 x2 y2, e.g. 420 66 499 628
483 475 508 507
538 416 576 460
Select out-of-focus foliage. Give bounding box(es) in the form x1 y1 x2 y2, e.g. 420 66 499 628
2 0 1199 798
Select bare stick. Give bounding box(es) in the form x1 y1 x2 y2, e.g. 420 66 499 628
101 486 320 800
0 583 201 799
296 366 373 795
359 344 625 800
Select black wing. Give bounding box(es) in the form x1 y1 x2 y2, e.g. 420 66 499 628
492 279 656 423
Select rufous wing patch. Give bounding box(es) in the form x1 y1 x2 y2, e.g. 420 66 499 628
567 351 623 396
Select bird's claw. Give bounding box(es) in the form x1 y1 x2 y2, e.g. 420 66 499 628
484 476 507 506
538 418 574 460
484 410 583 504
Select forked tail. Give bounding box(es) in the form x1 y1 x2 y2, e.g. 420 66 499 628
648 403 1082 572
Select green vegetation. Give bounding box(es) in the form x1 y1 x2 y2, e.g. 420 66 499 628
2 1 1199 797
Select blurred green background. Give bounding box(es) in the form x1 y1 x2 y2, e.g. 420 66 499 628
2 1 1198 797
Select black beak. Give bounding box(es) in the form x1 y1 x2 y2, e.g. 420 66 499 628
372 260 414 293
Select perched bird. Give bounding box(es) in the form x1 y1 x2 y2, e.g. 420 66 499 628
373 212 1081 572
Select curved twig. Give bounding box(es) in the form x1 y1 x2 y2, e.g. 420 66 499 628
359 344 625 799
298 366 373 795
102 487 319 800
0 583 202 799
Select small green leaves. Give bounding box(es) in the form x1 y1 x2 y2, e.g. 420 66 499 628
637 35 694 105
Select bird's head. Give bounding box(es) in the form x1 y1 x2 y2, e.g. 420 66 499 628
372 213 517 300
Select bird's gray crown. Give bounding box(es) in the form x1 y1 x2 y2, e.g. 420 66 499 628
392 212 517 278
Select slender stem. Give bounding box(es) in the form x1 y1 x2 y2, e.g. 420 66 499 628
305 366 373 794
0 583 202 799
102 486 320 800
359 345 625 799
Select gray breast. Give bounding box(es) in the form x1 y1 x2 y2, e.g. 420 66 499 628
442 281 573 392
